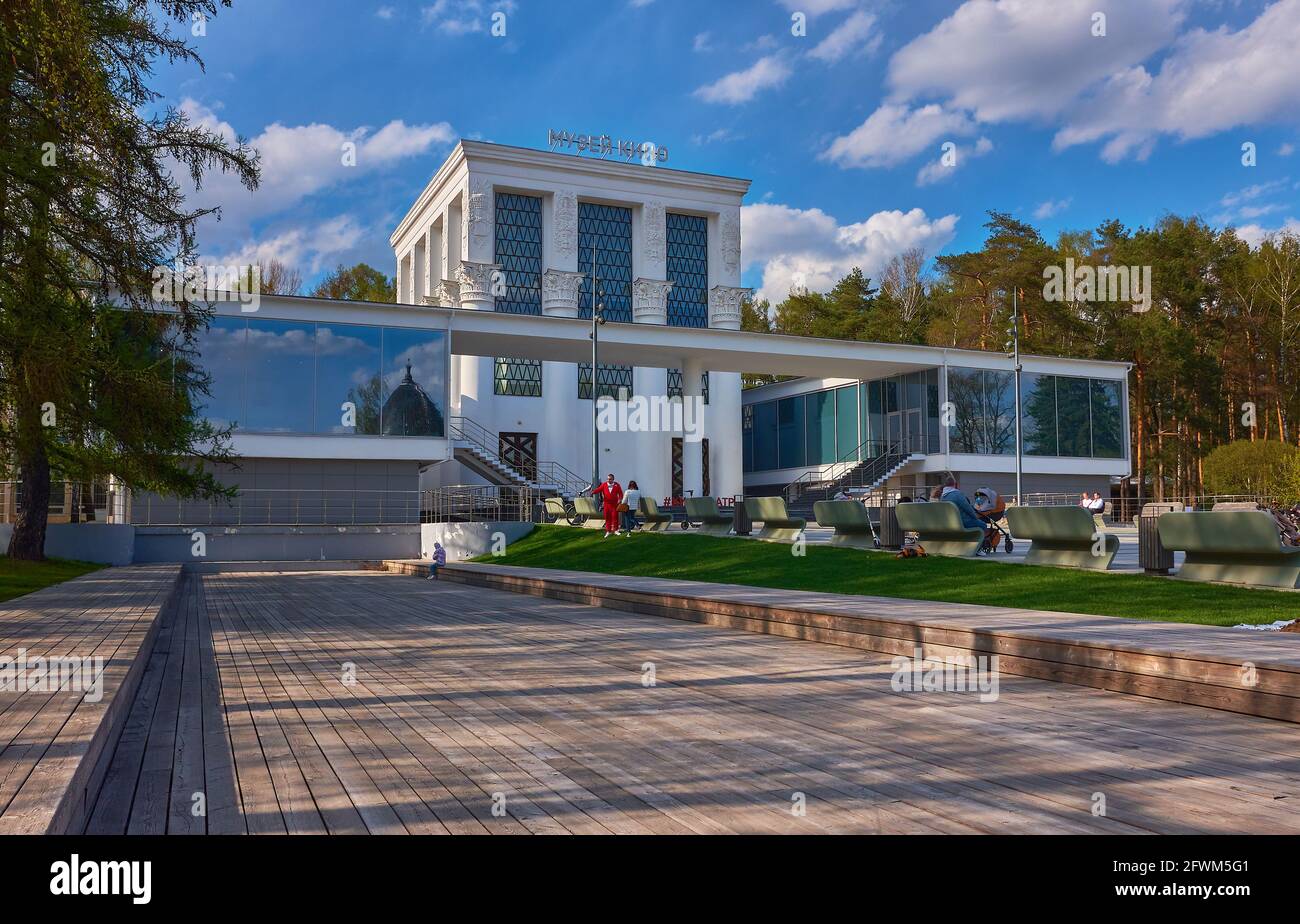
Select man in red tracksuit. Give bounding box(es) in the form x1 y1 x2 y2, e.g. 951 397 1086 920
592 473 623 538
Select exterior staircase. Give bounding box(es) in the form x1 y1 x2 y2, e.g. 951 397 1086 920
448 416 589 497
783 439 922 512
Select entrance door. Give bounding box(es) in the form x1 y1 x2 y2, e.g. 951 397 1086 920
905 409 923 454
887 412 902 448
499 432 538 481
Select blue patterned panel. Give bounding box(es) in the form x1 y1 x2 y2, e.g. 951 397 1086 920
494 192 543 316
578 202 632 322
666 212 708 328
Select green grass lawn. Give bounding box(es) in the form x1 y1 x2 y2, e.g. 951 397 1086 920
472 524 1300 627
0 557 103 605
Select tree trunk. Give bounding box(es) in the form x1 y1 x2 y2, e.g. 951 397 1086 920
8 447 50 561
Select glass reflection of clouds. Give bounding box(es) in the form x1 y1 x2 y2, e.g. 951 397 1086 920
193 317 447 438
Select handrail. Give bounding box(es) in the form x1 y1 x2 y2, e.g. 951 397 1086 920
782 437 914 503
448 416 588 496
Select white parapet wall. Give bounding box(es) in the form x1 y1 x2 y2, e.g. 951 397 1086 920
421 522 534 561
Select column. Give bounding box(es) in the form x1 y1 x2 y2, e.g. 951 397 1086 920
681 355 705 498
709 284 749 501
449 179 496 423
636 200 673 502
544 190 581 487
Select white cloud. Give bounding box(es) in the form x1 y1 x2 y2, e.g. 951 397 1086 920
692 31 712 53
1280 142 1296 157
180 99 453 241
376 6 396 19
823 103 976 169
915 136 992 186
809 10 880 63
1054 0 1300 160
742 203 959 303
1234 217 1300 248
1033 197 1073 220
421 0 514 35
208 215 366 278
694 54 792 104
888 0 1186 124
775 0 859 16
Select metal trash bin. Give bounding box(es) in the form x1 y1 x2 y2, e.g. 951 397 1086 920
879 500 902 550
1138 513 1173 574
732 497 752 536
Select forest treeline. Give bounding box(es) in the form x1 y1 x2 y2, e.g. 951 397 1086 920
740 212 1300 501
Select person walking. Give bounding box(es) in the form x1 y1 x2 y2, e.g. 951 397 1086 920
620 480 642 536
592 473 623 538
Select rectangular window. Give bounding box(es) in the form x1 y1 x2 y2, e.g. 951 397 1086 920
1090 378 1125 458
925 369 940 454
742 404 754 472
494 357 543 397
835 384 859 462
243 318 315 433
578 202 632 322
665 212 708 328
190 316 247 430
805 389 837 465
1021 372 1058 456
578 362 633 400
752 400 778 471
316 322 382 434
947 367 985 453
982 370 1016 456
493 192 543 315
1055 375 1092 457
777 395 805 469
380 327 448 437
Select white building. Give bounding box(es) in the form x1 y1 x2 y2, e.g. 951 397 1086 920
389 139 750 503
130 138 1130 555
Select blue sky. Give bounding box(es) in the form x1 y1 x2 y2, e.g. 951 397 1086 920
158 0 1300 300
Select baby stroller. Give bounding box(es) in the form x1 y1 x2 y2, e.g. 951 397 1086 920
973 487 1014 554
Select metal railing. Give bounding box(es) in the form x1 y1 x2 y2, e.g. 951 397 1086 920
130 488 422 526
421 484 540 523
448 416 588 496
1020 492 1286 523
0 480 126 524
783 438 919 504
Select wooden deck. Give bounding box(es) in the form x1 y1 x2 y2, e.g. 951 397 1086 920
88 568 1300 834
0 565 180 834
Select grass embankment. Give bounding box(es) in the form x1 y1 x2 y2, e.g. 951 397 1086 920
0 557 103 605
472 524 1300 627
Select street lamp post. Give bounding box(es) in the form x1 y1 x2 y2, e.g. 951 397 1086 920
589 248 605 491
1008 287 1024 505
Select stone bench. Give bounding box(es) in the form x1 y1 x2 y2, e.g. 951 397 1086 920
638 497 675 532
893 501 983 557
1158 510 1300 589
1006 505 1119 571
684 496 732 536
743 496 806 543
572 495 605 529
544 496 575 525
813 500 878 550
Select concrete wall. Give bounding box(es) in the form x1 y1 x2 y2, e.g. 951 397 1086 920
133 525 420 563
421 521 533 561
0 523 136 566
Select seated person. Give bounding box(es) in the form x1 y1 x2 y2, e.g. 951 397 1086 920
939 477 986 533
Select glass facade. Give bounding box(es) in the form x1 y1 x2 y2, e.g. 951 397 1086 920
493 193 543 316
665 212 708 328
667 368 710 403
577 202 632 397
192 316 447 437
494 357 543 397
578 363 634 401
493 192 544 395
742 367 1126 473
